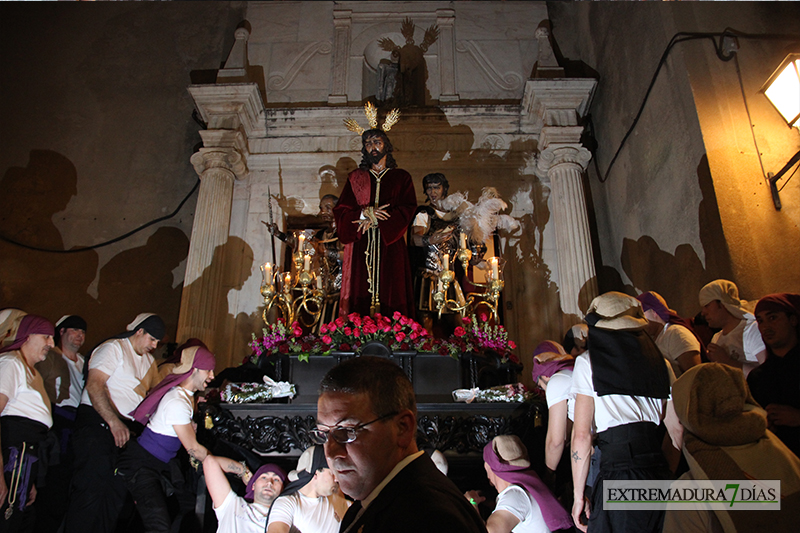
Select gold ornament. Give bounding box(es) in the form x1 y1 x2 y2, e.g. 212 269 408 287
343 102 400 134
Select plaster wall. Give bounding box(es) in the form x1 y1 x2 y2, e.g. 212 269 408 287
0 2 246 348
548 1 799 318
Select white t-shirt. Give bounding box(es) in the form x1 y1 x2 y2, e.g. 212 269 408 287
710 315 765 364
215 489 271 533
56 352 85 408
268 492 342 533
0 354 53 427
570 352 666 434
494 484 551 533
147 386 193 437
545 370 574 421
655 323 700 378
80 338 155 420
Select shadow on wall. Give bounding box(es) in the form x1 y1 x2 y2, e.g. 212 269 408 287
604 154 734 317
0 150 101 340
97 226 189 345
178 236 255 370
0 150 190 348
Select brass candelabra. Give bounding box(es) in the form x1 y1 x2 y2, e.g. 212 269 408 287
434 246 505 323
260 242 326 328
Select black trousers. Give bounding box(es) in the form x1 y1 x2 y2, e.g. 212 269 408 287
63 406 139 533
589 422 671 533
1 417 47 533
116 440 195 533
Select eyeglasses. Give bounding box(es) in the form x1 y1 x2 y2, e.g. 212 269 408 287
310 411 398 445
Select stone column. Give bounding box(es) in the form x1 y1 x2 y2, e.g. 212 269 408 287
524 78 598 319
179 83 263 350
177 132 248 347
537 143 595 318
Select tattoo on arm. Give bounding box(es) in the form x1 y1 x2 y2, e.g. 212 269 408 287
572 450 582 462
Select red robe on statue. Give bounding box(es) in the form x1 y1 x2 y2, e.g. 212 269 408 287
334 167 417 318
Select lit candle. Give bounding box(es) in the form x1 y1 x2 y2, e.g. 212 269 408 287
460 233 467 250
262 262 273 285
316 275 323 289
491 257 499 279
284 273 292 287
443 253 449 271
304 254 311 272
298 233 305 250
438 279 443 293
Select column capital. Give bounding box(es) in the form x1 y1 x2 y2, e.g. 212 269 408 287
536 144 592 180
190 146 247 181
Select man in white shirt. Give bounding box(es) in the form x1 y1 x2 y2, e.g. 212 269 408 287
34 314 87 531
65 313 164 533
570 292 671 533
465 435 572 533
699 279 766 376
268 445 350 533
203 456 286 533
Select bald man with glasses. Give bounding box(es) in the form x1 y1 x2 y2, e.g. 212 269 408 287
315 356 487 533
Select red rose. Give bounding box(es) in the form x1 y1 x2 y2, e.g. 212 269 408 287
395 331 406 343
509 341 517 349
344 327 352 336
340 343 351 351
479 313 489 322
320 323 329 334
278 344 290 354
454 326 466 337
393 311 402 320
353 328 361 337
393 323 402 332
322 335 333 345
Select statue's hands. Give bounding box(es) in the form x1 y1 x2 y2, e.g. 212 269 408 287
374 204 391 221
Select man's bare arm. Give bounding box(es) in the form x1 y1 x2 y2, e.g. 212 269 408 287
571 393 595 533
86 368 129 447
174 423 209 463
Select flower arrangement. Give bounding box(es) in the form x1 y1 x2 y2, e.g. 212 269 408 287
434 314 519 363
248 312 519 364
319 311 432 353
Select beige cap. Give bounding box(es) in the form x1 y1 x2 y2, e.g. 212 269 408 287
587 291 648 331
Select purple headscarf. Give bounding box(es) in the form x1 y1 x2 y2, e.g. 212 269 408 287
130 344 216 425
637 291 707 360
0 314 54 355
755 293 800 317
245 463 287 501
531 341 573 383
483 438 573 531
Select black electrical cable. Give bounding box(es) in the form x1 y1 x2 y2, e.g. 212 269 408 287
0 178 200 254
592 29 800 184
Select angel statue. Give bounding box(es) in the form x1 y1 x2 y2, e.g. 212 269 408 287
377 17 439 106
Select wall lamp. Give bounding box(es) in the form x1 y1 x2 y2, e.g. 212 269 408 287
761 53 800 128
760 53 800 210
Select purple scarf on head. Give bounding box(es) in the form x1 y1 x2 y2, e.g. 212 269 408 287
130 345 216 425
638 291 707 359
531 341 573 383
531 358 574 384
246 463 287 501
483 442 573 531
0 315 54 354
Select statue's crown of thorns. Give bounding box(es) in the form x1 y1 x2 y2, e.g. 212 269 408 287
343 102 400 135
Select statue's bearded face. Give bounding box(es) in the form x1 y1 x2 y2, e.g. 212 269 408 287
364 135 386 165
